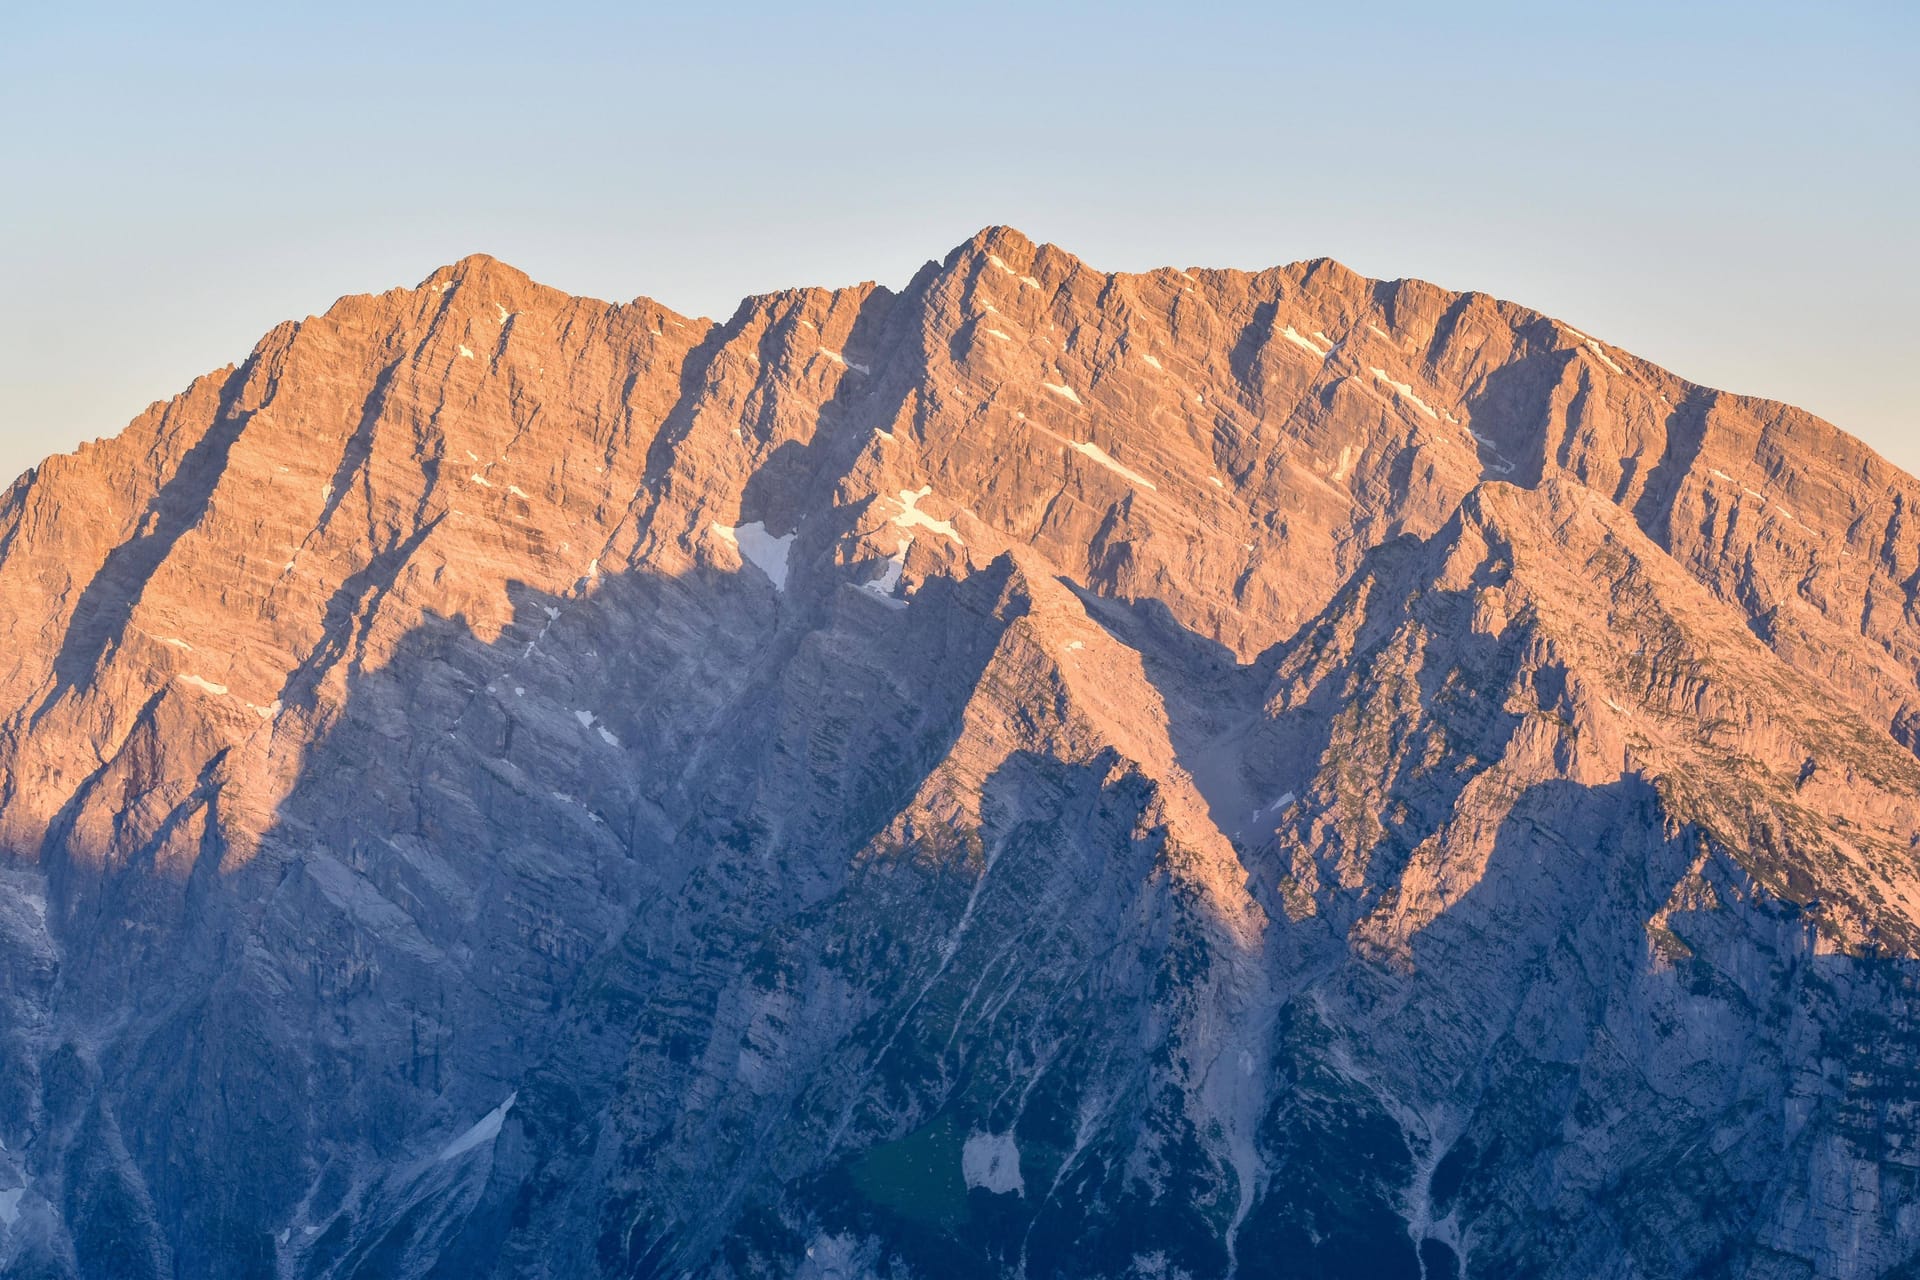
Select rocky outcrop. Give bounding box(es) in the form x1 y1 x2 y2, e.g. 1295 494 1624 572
0 229 1915 1279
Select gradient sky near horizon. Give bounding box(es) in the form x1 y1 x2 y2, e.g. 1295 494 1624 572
2 1 1913 486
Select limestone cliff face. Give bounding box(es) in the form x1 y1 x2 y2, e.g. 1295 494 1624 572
0 229 1916 1279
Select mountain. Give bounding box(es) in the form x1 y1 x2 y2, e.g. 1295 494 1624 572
0 226 1916 1280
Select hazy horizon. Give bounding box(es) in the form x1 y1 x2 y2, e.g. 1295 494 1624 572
3 1 1912 485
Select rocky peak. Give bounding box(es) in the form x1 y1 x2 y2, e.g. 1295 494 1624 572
0 232 1916 1279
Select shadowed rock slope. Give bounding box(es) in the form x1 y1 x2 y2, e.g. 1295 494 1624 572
0 228 1916 1279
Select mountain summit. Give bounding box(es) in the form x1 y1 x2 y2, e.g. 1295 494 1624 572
0 230 1916 1279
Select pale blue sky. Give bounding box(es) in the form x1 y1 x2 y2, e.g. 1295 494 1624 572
2 2 1913 484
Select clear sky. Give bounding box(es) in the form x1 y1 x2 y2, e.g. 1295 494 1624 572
2 2 1913 485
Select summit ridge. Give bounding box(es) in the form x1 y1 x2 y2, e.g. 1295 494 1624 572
0 230 1915 1279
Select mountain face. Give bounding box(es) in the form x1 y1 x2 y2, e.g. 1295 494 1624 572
0 227 1917 1280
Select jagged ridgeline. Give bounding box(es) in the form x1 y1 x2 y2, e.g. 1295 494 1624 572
0 228 1917 1279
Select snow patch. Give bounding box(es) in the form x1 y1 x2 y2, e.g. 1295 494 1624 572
438 1093 516 1162
860 538 911 608
961 1131 1024 1195
717 521 795 590
1042 381 1083 405
176 673 229 697
1071 441 1158 491
1368 367 1439 420
1281 326 1332 359
1251 792 1297 822
984 328 1012 342
494 302 512 324
459 345 475 360
1140 353 1162 369
817 348 868 372
469 474 491 487
569 710 619 746
508 484 530 498
892 487 965 544
1208 475 1225 488
1586 340 1626 375
1065 639 1084 652
985 254 1041 288
156 635 193 651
